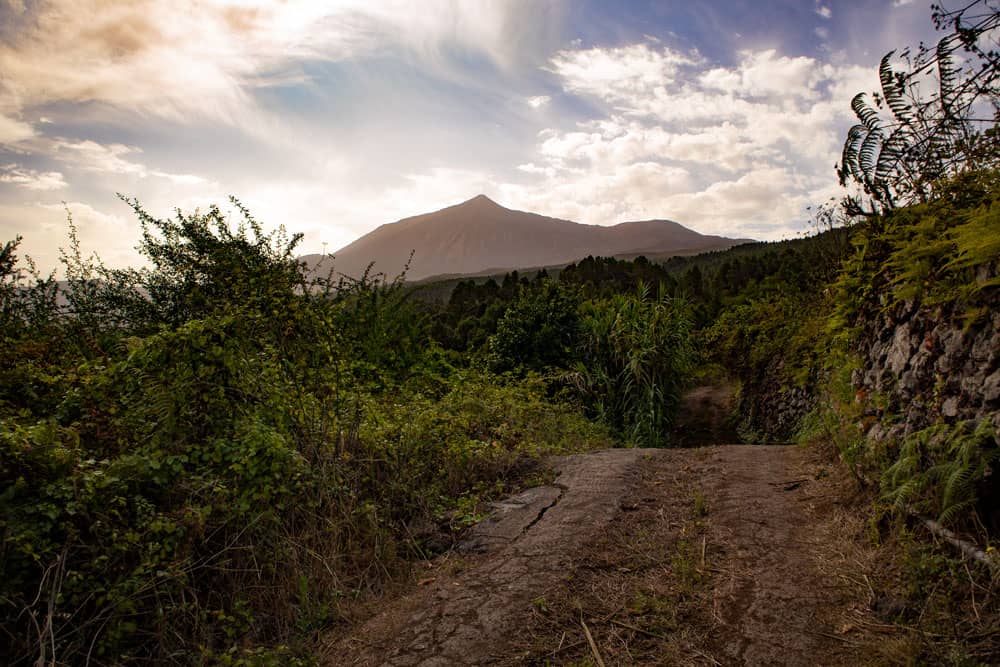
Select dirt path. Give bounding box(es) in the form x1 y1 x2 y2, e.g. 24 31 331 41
325 449 648 665
325 442 874 666
670 382 740 447
694 446 862 664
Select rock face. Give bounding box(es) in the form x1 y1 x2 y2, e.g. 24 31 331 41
851 293 1000 443
733 275 999 446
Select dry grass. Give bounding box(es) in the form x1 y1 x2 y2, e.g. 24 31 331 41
496 456 718 666
796 439 1000 665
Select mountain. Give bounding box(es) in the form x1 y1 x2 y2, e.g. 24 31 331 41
303 195 751 282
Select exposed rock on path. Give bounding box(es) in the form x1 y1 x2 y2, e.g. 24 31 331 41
327 449 648 665
697 446 861 665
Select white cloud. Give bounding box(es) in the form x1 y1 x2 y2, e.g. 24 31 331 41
527 95 551 109
150 171 206 186
547 44 698 105
501 43 878 239
0 164 67 190
0 114 34 144
53 140 146 176
48 139 206 185
816 4 832 19
700 50 823 99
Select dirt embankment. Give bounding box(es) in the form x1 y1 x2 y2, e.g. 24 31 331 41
325 438 879 666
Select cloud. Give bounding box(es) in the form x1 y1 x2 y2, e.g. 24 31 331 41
527 95 551 109
816 4 832 19
699 50 824 99
0 0 557 125
547 44 699 105
48 139 206 185
0 164 67 190
52 140 146 176
0 114 34 144
497 43 877 239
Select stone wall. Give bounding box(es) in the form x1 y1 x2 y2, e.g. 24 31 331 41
852 296 1000 443
736 361 816 444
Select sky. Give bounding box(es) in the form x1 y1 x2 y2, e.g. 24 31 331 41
0 0 947 273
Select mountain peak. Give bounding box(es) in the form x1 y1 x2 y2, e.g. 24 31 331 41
462 194 502 208
325 197 748 281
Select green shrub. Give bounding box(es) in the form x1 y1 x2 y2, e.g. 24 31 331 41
0 201 615 664
487 280 581 373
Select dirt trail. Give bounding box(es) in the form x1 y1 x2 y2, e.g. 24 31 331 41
326 444 872 666
326 449 649 665
692 446 862 665
326 383 873 665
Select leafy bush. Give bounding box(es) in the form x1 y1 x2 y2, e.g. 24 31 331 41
487 280 581 373
0 202 613 664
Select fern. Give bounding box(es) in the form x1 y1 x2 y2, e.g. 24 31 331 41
852 92 883 133
860 128 885 175
882 420 999 526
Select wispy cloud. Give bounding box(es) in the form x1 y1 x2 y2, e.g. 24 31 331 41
0 0 558 125
40 139 207 186
0 164 67 190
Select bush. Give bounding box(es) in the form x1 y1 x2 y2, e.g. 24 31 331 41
0 202 613 664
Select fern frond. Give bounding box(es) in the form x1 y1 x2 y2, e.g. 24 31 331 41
852 93 882 132
879 52 915 125
842 124 868 180
875 129 911 181
936 34 961 116
859 128 884 177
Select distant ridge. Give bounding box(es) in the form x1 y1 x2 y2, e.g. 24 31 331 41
302 195 751 281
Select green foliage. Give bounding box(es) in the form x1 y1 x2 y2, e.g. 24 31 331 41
819 169 1000 532
703 292 827 391
560 255 678 299
568 283 693 447
883 420 999 525
487 280 581 373
118 195 313 328
0 201 613 664
833 169 1000 332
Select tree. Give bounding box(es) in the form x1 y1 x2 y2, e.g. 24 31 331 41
487 280 581 373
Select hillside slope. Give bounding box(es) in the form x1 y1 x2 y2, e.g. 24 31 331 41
304 195 747 281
